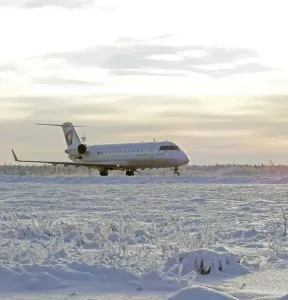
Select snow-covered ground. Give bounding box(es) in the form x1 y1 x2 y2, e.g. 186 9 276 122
0 175 288 300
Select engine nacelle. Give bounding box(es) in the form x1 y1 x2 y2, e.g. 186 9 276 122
65 144 88 157
78 144 87 155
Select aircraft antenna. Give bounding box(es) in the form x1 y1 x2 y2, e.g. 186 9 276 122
81 132 87 144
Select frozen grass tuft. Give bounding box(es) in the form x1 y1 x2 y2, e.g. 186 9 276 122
163 248 249 277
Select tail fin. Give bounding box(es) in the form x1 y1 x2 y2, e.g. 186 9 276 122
36 122 85 148
62 122 83 147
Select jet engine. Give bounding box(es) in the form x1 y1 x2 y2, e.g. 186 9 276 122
65 144 88 158
77 144 87 155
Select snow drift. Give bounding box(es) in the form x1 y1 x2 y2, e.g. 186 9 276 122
163 249 250 277
166 286 239 300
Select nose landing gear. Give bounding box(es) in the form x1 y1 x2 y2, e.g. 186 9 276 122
173 167 180 176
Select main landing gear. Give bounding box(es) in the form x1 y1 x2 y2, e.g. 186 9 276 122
126 170 135 176
173 167 180 176
99 169 138 176
99 170 108 176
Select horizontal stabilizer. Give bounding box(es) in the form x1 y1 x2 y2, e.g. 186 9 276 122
35 123 85 127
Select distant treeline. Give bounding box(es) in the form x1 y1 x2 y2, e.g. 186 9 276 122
186 163 288 175
1 163 288 176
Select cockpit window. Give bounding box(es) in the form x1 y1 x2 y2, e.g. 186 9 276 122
159 145 180 151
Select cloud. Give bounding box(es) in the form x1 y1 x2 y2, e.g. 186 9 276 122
249 95 288 112
194 63 274 78
32 77 103 86
155 34 173 39
2 94 287 138
0 96 127 122
0 95 199 126
0 62 18 71
0 39 277 91
110 63 273 78
110 70 187 77
0 0 93 9
43 44 274 78
2 94 288 164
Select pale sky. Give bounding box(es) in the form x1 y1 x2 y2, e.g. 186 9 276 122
1 0 288 165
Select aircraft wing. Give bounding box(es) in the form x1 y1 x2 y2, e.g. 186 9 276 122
11 149 130 170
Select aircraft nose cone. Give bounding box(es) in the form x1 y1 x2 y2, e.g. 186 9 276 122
183 153 190 164
180 151 190 165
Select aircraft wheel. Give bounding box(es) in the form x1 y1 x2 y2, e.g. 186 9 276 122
99 170 108 176
126 170 135 176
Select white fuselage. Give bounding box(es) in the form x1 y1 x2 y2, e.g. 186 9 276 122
69 140 190 170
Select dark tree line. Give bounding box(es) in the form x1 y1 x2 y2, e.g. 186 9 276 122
1 163 288 176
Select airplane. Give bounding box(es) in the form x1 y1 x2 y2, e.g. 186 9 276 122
11 122 190 176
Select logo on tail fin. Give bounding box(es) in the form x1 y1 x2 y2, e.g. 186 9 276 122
65 129 73 146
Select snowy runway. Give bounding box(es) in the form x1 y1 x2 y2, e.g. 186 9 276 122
0 175 288 299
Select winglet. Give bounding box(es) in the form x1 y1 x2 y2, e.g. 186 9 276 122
11 149 19 161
